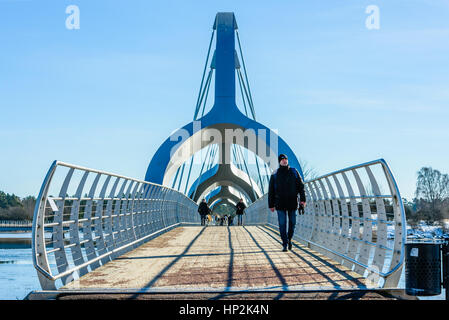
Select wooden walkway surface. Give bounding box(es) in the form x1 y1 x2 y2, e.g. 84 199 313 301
63 225 370 291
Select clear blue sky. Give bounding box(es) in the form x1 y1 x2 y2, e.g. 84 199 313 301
0 0 448 201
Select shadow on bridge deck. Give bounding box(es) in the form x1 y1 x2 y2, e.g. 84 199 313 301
29 225 412 300
63 225 368 291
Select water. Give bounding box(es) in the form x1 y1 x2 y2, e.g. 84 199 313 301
0 232 55 300
0 246 42 300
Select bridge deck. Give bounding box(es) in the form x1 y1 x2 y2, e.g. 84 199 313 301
63 225 370 291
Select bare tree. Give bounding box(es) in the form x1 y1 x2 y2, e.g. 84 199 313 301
416 167 449 208
415 167 449 224
298 158 319 181
22 196 36 220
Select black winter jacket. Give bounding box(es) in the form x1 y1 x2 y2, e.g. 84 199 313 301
198 202 210 215
235 202 246 215
268 166 306 210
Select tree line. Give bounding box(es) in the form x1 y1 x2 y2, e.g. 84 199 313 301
0 191 36 221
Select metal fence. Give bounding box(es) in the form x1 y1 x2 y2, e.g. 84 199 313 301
0 220 33 227
32 161 200 290
245 159 406 288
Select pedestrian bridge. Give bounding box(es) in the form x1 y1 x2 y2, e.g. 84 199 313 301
30 159 406 299
30 12 407 300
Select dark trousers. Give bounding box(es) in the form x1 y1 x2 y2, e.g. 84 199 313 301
201 215 207 226
276 209 297 246
237 214 243 225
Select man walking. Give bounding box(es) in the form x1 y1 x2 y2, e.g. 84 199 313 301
228 214 234 226
198 199 211 226
268 154 306 252
235 198 246 226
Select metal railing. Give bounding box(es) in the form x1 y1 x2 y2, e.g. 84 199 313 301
245 159 406 288
0 220 33 227
32 159 405 290
32 161 199 290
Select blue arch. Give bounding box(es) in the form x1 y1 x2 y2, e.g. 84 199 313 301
145 12 303 186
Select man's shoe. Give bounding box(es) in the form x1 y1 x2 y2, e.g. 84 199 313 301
282 246 288 252
288 240 292 250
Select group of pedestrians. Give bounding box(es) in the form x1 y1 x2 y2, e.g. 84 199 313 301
197 153 306 252
218 214 232 226
197 198 246 226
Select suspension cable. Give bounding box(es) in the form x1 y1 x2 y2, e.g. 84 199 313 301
171 165 181 189
237 69 249 117
231 144 237 168
237 70 256 120
235 144 258 201
200 69 214 118
191 144 214 200
194 30 215 120
254 154 265 194
232 144 243 171
177 162 186 191
183 155 195 195
195 69 213 120
236 30 256 119
263 161 272 186
207 144 217 171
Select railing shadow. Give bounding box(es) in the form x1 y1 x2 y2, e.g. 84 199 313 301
129 226 208 299
104 225 367 300
241 226 288 300
210 226 234 300
258 225 366 289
